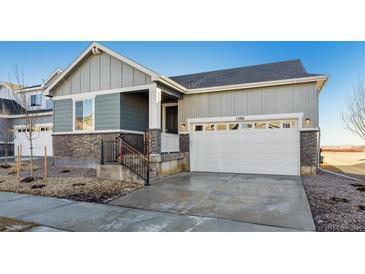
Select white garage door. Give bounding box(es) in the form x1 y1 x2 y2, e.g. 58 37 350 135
190 119 300 176
14 125 53 157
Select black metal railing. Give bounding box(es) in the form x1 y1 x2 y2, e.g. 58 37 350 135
101 138 150 186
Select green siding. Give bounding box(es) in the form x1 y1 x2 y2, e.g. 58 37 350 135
95 93 120 130
120 93 148 131
54 99 73 132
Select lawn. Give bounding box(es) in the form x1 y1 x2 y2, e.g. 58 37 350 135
0 161 143 203
321 151 365 175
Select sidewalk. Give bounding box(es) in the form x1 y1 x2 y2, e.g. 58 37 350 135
0 192 297 232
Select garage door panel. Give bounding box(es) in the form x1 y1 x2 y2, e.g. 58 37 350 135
191 142 298 155
190 125 299 176
14 129 53 157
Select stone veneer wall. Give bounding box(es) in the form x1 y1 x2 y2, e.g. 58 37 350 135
53 132 144 168
179 134 190 152
300 130 319 175
148 129 161 154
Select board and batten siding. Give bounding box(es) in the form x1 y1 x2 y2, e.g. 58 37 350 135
53 52 152 97
120 93 149 132
95 93 120 130
178 82 318 128
54 99 73 132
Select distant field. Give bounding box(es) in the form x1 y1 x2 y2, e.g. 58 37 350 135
321 151 365 175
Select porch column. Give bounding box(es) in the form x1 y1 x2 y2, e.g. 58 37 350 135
148 85 162 154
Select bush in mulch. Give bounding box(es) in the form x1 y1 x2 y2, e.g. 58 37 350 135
0 180 4 184
8 171 16 175
0 164 12 169
330 197 349 203
358 205 365 211
357 187 365 192
350 183 365 187
60 169 71 173
31 184 46 189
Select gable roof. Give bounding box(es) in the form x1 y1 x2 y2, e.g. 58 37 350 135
0 81 24 91
170 59 322 90
45 42 161 95
0 98 25 115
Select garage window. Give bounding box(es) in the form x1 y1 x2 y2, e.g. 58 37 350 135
204 124 215 131
216 123 227 130
268 121 281 129
229 123 239 130
254 121 267 129
283 121 296 128
194 125 203 131
241 122 253 129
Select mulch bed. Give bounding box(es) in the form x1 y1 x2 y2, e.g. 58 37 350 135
0 161 143 203
302 171 365 232
0 216 37 232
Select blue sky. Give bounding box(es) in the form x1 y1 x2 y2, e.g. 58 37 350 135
0 41 364 146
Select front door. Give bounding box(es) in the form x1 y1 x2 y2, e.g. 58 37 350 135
165 106 178 134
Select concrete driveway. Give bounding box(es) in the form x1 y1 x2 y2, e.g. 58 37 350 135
110 172 315 231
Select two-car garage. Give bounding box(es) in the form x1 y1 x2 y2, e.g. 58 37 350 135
189 115 301 176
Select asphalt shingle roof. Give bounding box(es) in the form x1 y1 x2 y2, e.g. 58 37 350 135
0 98 25 115
170 59 320 89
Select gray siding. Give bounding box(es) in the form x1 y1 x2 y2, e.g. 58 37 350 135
54 99 73 132
120 93 148 132
53 52 152 97
11 115 53 127
178 82 318 128
95 93 120 130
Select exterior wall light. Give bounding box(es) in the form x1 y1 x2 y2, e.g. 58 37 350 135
305 118 311 126
181 123 186 131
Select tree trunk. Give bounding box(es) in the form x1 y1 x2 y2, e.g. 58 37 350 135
30 138 34 178
4 143 8 166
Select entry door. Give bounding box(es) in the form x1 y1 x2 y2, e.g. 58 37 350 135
165 106 178 134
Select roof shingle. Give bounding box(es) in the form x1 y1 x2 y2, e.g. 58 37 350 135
170 59 320 89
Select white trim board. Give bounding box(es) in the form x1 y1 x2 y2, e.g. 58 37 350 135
52 129 145 136
52 84 154 101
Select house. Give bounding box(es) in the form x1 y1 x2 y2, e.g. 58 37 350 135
45 42 328 178
0 69 62 158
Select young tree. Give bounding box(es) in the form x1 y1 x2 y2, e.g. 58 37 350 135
342 79 365 140
10 66 41 178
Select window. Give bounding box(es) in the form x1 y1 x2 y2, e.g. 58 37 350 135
216 123 227 131
204 124 215 131
282 122 291 128
268 121 281 129
254 121 267 129
74 99 94 131
194 125 203 131
17 129 21 133
30 93 42 107
242 122 253 129
229 123 239 130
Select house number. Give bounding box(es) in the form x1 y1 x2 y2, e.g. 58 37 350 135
236 116 245 121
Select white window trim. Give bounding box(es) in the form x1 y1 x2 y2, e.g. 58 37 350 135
162 102 178 133
29 92 44 110
187 113 304 133
72 97 96 132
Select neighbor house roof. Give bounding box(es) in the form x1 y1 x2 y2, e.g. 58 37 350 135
170 60 321 89
0 98 25 115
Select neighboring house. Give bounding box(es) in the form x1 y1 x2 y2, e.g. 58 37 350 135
0 69 62 157
45 42 328 177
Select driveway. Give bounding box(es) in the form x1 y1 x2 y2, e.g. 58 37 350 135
110 172 315 231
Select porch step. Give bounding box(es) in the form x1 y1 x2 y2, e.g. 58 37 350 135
96 164 145 185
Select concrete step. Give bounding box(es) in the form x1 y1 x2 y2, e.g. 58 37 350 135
96 164 145 185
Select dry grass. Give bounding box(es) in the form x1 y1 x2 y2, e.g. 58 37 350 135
0 216 36 232
321 151 365 175
0 174 143 203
